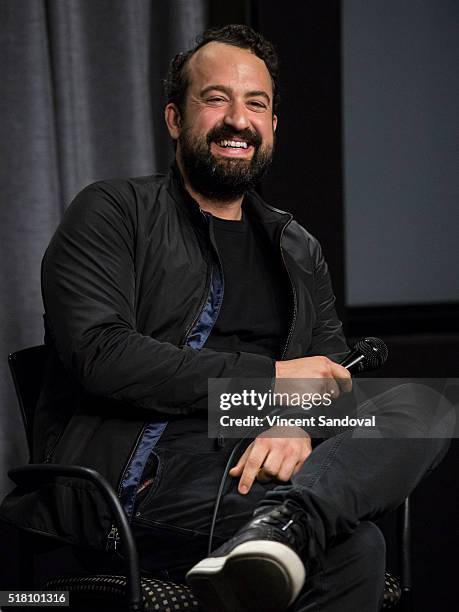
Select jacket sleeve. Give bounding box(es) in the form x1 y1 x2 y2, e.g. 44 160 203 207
42 183 275 414
305 233 349 362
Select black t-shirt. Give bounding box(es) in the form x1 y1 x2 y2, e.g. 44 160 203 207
204 210 289 360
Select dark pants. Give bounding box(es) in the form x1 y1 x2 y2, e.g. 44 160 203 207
132 384 453 611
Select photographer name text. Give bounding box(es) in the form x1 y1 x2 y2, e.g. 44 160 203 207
219 415 376 428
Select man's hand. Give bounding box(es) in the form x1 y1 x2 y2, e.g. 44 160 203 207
229 426 312 495
275 356 352 398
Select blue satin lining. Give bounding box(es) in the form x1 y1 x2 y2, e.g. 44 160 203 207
120 421 168 522
119 262 224 520
186 264 224 349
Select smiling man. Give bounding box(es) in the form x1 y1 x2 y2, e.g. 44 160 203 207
0 24 451 612
165 40 277 217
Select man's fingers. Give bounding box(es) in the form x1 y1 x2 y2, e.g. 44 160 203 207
327 378 341 400
256 450 283 483
229 445 251 476
258 450 283 479
330 362 353 394
238 446 269 494
228 463 243 476
231 432 312 493
277 457 300 482
256 469 274 484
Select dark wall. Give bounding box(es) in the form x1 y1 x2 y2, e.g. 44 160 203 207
252 1 346 321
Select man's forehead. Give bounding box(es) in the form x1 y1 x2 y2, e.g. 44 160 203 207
186 41 273 96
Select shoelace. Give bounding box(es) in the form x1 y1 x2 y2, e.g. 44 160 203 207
255 501 317 560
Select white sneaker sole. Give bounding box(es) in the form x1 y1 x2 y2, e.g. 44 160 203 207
186 540 306 612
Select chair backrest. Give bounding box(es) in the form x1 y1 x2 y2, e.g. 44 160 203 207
8 345 49 456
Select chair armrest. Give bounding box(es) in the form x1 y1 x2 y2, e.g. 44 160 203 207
9 464 142 612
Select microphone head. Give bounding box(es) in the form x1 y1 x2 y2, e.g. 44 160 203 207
353 337 388 371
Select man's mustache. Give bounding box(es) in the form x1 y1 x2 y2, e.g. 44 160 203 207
206 126 262 149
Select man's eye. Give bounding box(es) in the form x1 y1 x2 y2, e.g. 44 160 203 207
207 97 226 103
249 101 267 110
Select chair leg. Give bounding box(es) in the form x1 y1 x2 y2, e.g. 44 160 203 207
398 497 414 612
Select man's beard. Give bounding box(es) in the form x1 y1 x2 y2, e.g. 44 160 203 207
178 124 274 202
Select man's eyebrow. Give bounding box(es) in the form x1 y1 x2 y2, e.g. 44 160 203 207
200 85 231 97
200 85 271 104
246 90 271 104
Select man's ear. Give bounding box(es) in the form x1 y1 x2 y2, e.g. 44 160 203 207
165 103 182 140
273 114 278 133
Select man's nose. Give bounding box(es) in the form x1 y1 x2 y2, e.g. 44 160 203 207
223 101 250 131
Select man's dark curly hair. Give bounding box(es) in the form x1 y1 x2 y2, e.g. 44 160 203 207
164 24 280 115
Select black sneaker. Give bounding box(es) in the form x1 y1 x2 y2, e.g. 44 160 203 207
186 500 310 612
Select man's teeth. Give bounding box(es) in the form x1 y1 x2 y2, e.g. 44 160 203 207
218 140 249 149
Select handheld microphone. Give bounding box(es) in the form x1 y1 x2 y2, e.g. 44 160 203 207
340 337 388 374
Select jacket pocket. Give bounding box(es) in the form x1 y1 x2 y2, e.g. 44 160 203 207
133 447 231 533
134 451 162 514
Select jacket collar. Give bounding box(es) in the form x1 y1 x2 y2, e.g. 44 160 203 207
166 161 206 226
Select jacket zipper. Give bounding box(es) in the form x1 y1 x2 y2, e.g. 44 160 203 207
106 423 147 552
44 449 56 464
180 211 222 347
106 524 120 551
280 217 297 359
180 266 213 346
43 432 64 464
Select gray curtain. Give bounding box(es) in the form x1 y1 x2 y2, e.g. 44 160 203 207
0 0 206 499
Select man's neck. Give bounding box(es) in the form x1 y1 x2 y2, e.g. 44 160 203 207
176 157 243 221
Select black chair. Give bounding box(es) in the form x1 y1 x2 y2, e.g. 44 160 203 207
6 346 197 611
4 345 408 610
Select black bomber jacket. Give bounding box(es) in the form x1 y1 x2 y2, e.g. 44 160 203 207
0 165 348 550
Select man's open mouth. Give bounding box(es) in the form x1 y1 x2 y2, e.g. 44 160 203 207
217 140 249 149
